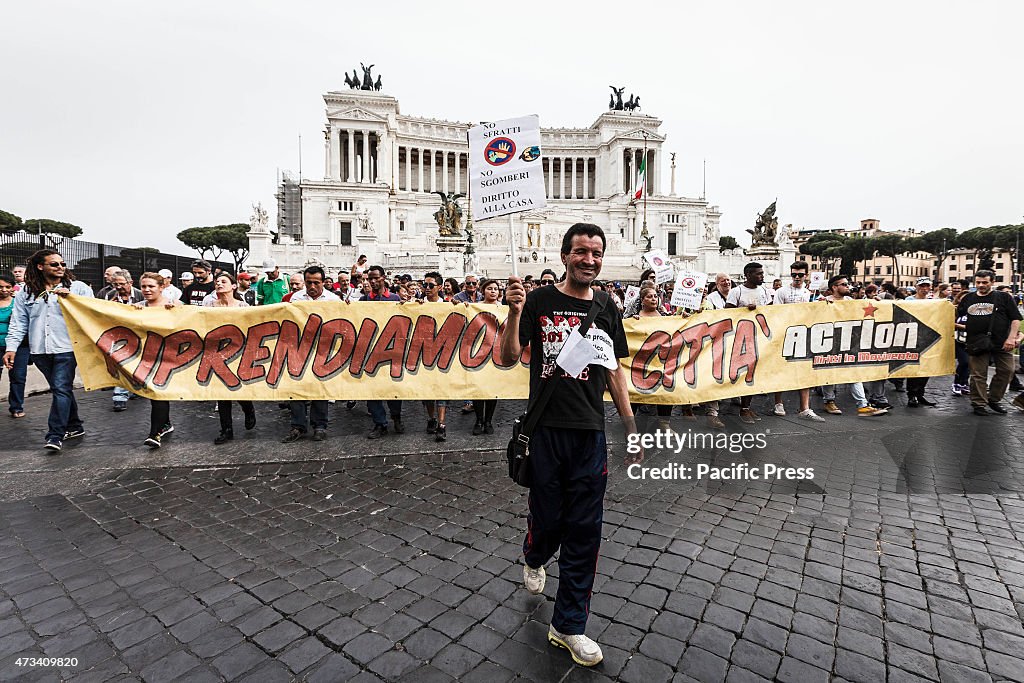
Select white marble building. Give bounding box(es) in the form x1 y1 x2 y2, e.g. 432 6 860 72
249 88 742 280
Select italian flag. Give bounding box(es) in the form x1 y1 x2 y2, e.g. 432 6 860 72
633 155 646 200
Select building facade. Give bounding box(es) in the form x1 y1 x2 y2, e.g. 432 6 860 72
248 89 737 280
791 219 935 288
940 248 1015 285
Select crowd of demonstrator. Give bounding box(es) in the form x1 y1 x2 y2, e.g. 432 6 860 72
3 249 1023 453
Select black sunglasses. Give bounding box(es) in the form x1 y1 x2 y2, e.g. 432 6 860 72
424 282 438 288
541 280 555 285
46 262 68 268
790 272 806 277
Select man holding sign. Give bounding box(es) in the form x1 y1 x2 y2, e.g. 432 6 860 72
500 223 638 667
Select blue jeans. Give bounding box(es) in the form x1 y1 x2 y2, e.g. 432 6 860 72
822 382 868 408
368 400 402 427
32 352 83 442
2 343 29 413
290 400 329 432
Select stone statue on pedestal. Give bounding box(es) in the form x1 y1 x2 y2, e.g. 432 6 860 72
249 202 269 233
747 200 780 247
433 192 465 236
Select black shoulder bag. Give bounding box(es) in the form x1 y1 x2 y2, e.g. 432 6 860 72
507 291 607 488
964 294 1000 356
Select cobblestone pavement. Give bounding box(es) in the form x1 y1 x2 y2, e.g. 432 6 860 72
1 380 1024 682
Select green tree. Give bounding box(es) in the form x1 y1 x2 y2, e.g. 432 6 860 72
904 227 959 280
834 235 874 279
719 235 740 252
868 234 905 281
22 218 84 239
990 224 1024 277
0 209 23 234
799 232 846 275
177 224 250 272
958 226 998 272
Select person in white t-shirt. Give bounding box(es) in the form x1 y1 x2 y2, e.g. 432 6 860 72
706 273 733 310
770 262 825 422
725 262 773 422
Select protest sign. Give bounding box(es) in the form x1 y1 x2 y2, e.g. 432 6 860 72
809 272 827 291
63 297 953 404
643 249 674 284
670 271 708 310
623 285 641 312
468 115 546 221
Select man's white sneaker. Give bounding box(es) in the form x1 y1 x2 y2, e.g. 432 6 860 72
523 563 545 594
798 409 826 422
548 625 603 666
772 403 786 416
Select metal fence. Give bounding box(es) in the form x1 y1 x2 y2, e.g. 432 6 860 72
0 232 233 294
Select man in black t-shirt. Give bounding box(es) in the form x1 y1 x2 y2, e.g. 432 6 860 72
500 223 639 667
179 259 216 306
957 270 1022 414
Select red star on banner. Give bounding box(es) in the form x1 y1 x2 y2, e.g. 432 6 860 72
863 302 878 318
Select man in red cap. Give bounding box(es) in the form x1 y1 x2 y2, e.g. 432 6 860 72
236 272 256 306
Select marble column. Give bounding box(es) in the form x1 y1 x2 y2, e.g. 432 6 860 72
418 148 425 192
361 131 370 183
454 153 461 194
570 157 577 199
442 150 449 194
405 147 412 191
324 128 332 179
545 160 553 199
623 148 631 194
429 150 436 193
582 158 589 199
346 130 355 183
648 150 655 196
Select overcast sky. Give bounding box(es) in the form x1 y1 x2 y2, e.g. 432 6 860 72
2 1 1021 255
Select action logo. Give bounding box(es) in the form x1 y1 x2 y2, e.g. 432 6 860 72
782 304 941 370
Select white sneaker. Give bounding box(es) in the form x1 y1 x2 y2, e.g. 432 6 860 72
798 409 826 422
523 562 546 594
772 403 786 416
548 625 603 666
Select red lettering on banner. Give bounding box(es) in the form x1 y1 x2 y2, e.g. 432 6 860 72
151 330 204 387
678 320 734 385
364 315 412 379
631 331 670 392
196 324 245 388
659 332 686 390
311 318 357 379
460 312 498 370
406 313 465 372
267 316 322 386
236 321 280 382
133 333 165 386
729 319 759 383
349 318 378 376
95 327 141 378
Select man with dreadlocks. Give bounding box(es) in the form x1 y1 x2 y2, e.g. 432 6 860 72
3 249 93 452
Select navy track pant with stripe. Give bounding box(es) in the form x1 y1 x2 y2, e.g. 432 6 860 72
523 426 608 635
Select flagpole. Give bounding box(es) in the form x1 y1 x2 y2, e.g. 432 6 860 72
639 131 650 251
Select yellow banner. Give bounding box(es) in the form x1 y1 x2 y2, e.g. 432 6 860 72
62 296 953 403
